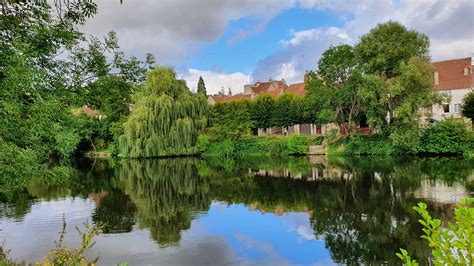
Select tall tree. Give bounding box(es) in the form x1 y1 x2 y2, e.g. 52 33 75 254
118 67 208 157
272 94 304 129
251 94 275 129
307 44 361 133
355 21 430 123
461 91 474 129
197 76 207 96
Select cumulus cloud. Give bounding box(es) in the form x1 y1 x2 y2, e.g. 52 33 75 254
253 0 474 84
180 69 250 95
81 0 294 64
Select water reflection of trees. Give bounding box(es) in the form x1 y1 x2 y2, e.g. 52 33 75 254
2 155 472 263
114 158 211 246
203 156 472 264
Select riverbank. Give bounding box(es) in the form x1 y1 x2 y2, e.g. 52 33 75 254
199 119 474 158
197 134 325 157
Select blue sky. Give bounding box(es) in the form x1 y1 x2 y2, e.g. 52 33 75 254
83 0 473 94
187 8 344 74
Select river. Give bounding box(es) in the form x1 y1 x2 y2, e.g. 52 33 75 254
0 156 472 265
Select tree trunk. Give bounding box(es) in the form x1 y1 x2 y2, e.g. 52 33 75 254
388 92 393 124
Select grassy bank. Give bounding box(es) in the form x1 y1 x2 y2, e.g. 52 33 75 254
198 135 324 158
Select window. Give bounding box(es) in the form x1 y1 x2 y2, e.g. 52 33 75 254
443 104 450 113
442 90 452 97
434 71 439 84
454 103 462 112
464 67 469 75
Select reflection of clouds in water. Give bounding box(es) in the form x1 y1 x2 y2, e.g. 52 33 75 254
234 231 290 265
210 201 231 213
311 259 338 266
296 225 316 241
0 198 95 262
279 212 318 242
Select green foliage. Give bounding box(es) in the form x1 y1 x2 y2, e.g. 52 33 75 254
208 100 254 140
317 44 356 86
82 76 133 122
355 21 429 78
357 74 388 130
43 218 101 265
0 139 41 200
272 94 304 128
462 91 474 120
396 248 419 266
307 45 362 132
202 135 318 157
250 94 275 129
389 125 422 153
119 67 208 157
340 134 399 155
421 119 472 154
304 74 334 125
337 120 473 155
397 199 473 265
197 76 207 96
287 134 309 154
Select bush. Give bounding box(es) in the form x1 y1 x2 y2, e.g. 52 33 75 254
397 198 474 265
201 134 318 158
195 134 211 154
421 119 472 154
341 134 399 155
287 135 308 154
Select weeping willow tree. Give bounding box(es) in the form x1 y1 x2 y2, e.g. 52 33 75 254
119 67 208 158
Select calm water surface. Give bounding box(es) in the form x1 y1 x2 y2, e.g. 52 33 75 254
1 156 472 265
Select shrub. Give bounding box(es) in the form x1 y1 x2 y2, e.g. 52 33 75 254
342 134 399 155
201 135 317 157
397 198 473 265
195 134 211 154
421 119 472 154
43 217 101 265
287 134 308 154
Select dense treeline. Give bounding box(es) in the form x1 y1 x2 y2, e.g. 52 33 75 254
1 0 472 177
203 21 473 156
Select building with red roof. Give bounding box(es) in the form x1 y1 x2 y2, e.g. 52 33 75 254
431 56 473 121
208 78 307 105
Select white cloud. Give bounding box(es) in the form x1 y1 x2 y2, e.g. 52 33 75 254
253 0 474 83
180 69 250 95
81 0 294 64
273 61 299 84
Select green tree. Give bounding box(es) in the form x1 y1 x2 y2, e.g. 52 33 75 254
387 57 442 151
251 94 275 129
208 100 254 140
306 45 361 132
272 94 304 129
197 76 207 96
355 21 430 123
355 21 429 79
118 67 208 157
462 91 474 129
82 76 133 122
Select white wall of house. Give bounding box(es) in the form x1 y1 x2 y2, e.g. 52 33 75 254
432 88 472 121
